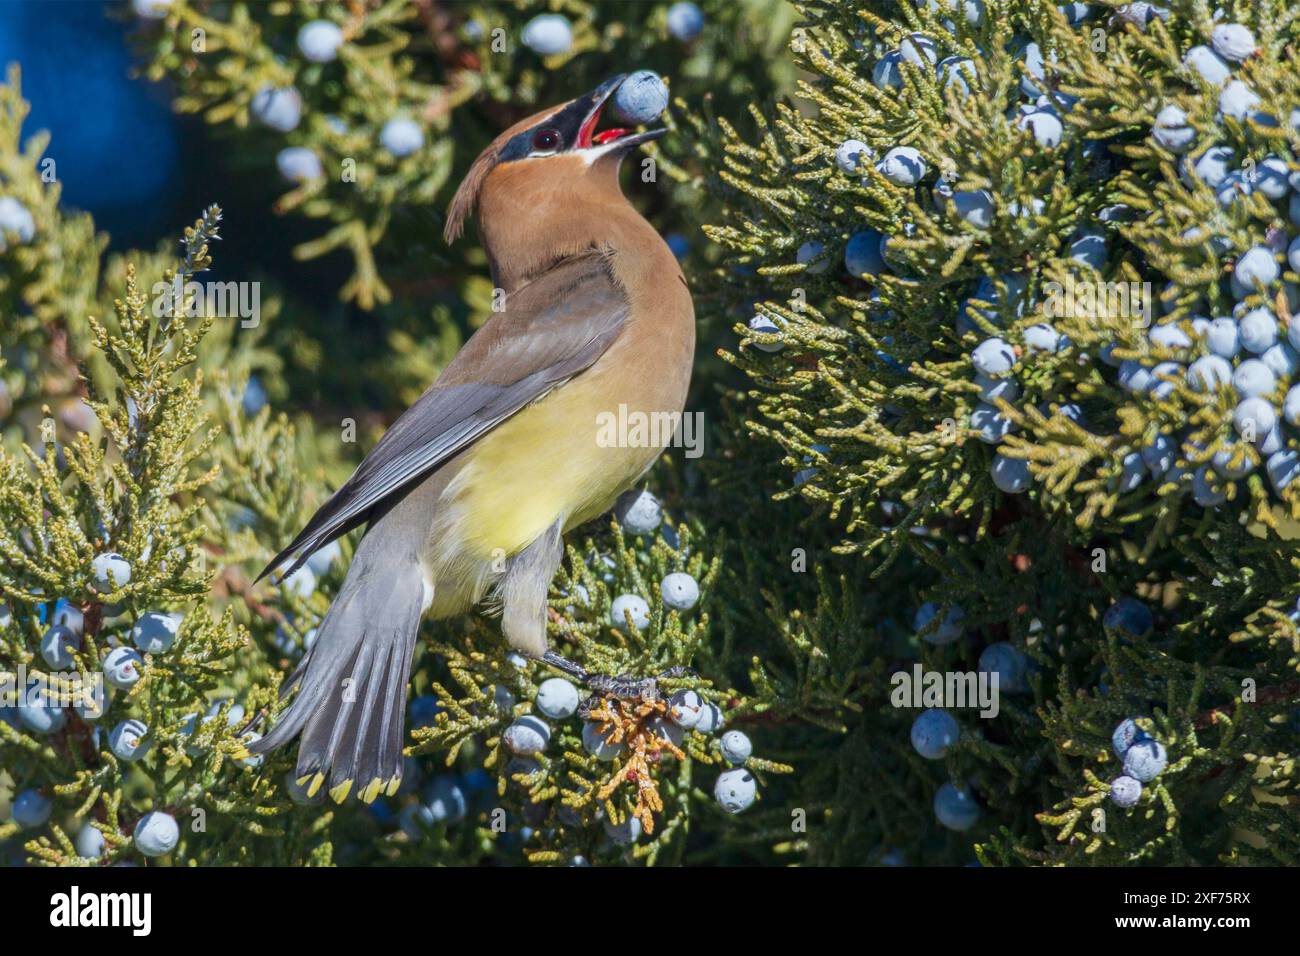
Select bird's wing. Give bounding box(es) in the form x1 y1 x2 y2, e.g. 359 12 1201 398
258 252 630 581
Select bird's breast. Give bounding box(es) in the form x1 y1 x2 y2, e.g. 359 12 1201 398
435 298 693 567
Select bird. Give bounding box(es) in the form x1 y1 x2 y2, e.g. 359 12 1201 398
244 74 696 805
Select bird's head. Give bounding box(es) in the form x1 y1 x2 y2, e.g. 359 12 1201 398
443 74 666 246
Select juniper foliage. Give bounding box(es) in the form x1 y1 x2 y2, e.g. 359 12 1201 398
700 0 1300 863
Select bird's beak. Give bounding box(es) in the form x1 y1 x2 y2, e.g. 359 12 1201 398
574 74 668 153
606 126 670 149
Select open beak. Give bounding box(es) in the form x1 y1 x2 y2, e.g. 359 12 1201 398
574 74 667 152
606 127 669 149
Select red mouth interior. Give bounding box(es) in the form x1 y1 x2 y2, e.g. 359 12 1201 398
577 98 631 148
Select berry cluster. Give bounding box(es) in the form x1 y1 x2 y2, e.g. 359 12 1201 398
1108 716 1170 808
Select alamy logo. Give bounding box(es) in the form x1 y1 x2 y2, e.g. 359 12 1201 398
49 886 152 936
1043 276 1152 328
151 275 261 328
890 664 1000 718
595 403 705 459
0 663 103 712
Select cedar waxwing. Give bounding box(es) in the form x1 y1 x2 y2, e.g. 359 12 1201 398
246 74 696 804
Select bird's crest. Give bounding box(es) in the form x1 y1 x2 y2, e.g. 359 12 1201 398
444 141 501 244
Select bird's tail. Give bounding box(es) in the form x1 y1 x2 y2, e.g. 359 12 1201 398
247 541 425 805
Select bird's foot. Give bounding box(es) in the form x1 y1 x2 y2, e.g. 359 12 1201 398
541 651 695 716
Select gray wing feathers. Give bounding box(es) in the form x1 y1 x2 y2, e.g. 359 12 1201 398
258 253 629 581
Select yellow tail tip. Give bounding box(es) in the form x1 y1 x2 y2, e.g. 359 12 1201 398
305 772 326 798
329 779 354 803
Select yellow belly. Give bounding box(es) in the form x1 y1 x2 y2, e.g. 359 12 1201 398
441 370 667 563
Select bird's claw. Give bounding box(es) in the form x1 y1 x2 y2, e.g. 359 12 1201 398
655 665 696 681
541 651 694 717
584 671 662 701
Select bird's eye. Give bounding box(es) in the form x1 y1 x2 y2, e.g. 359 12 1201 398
531 128 561 152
